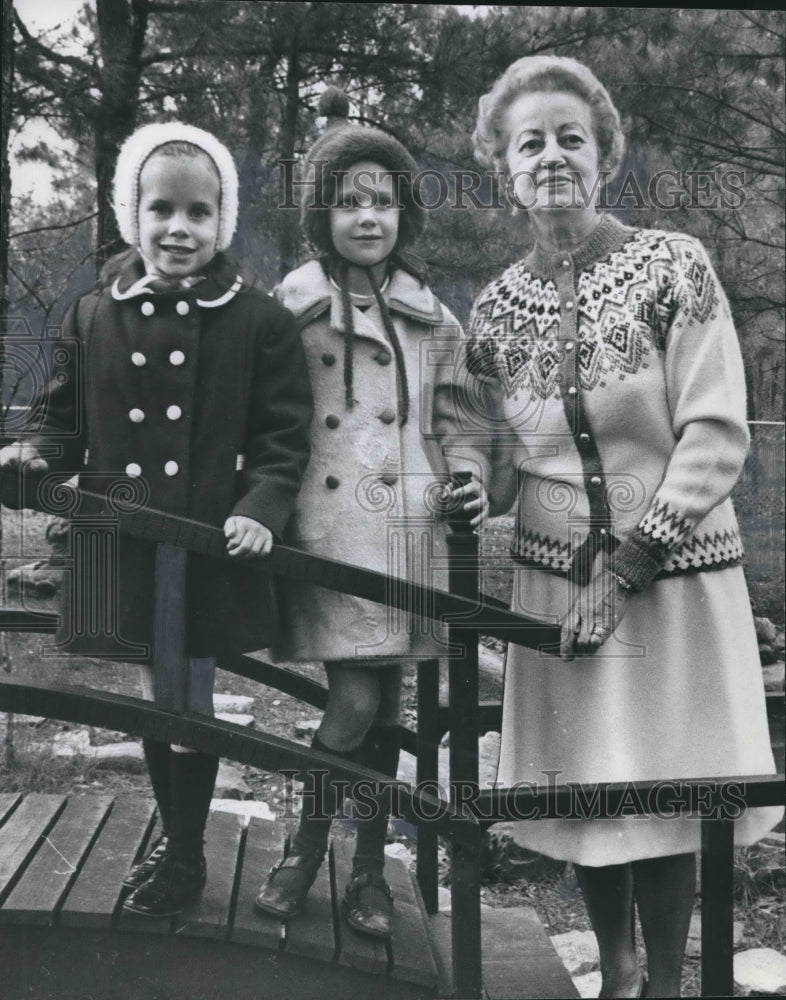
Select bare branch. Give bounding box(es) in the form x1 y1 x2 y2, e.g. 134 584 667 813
10 213 98 241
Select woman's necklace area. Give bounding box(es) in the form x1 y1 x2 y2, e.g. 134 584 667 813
536 213 604 255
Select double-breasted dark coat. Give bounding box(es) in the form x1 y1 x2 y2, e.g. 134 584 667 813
28 249 313 660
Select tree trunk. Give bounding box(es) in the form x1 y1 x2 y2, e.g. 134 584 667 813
277 18 304 277
94 0 149 270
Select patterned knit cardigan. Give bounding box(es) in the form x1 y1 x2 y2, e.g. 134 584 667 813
467 213 748 592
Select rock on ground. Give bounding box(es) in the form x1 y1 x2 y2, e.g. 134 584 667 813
549 929 599 977
210 799 277 822
214 761 253 800
213 694 255 713
572 970 602 999
734 947 786 996
215 712 254 727
685 912 744 957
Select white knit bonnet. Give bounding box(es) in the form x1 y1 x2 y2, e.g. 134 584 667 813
112 122 239 251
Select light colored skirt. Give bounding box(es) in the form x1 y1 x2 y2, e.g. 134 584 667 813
496 564 782 866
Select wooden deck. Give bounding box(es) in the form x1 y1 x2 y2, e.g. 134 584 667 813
0 793 578 999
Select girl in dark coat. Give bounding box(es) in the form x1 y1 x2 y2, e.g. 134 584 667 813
0 123 313 917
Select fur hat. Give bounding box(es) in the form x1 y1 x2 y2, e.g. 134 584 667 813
113 122 239 250
302 87 425 253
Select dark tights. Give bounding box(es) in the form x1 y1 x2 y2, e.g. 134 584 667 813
574 853 696 998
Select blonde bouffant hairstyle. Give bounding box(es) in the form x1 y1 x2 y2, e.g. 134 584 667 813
472 55 625 180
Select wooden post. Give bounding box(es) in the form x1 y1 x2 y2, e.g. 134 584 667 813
416 657 440 914
701 816 735 997
446 471 482 998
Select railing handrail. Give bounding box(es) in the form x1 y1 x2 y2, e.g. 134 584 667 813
0 673 471 837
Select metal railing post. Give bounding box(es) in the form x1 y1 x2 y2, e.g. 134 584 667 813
701 816 735 997
447 471 482 998
416 657 441 914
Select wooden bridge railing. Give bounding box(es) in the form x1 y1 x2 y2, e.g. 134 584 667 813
1 472 785 998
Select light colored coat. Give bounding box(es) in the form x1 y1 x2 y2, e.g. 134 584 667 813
273 259 477 662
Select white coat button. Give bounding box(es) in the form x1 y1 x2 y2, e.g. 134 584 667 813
565 341 574 351
164 461 179 476
166 405 182 421
176 300 190 316
131 352 146 367
125 463 142 478
169 350 185 366
128 408 145 423
140 301 155 317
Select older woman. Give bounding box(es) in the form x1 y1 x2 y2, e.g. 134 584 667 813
468 55 781 998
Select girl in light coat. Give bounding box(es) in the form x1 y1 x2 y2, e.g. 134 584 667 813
255 88 486 940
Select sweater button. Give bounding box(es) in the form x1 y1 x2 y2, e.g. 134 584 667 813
564 341 574 351
140 301 155 317
567 386 577 396
131 352 146 367
166 405 182 421
561 259 571 269
325 414 340 429
380 472 398 486
128 408 145 423
565 301 574 311
164 461 179 477
125 463 142 478
176 301 190 316
322 352 336 366
590 476 601 486
325 475 340 489
579 433 590 444
375 350 392 365
169 350 185 366
378 408 396 424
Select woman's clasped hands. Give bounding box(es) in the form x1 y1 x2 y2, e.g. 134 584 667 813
559 555 632 660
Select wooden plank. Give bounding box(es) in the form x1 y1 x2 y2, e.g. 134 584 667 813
60 796 156 929
0 794 113 926
331 835 390 976
387 898 439 988
173 809 244 941
0 793 21 827
383 856 439 988
230 816 287 950
0 793 66 905
385 854 419 904
481 906 580 1000
281 840 336 966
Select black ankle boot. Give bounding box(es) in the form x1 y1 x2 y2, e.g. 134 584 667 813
255 732 357 920
122 833 169 890
123 853 207 917
123 739 173 890
124 750 218 917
